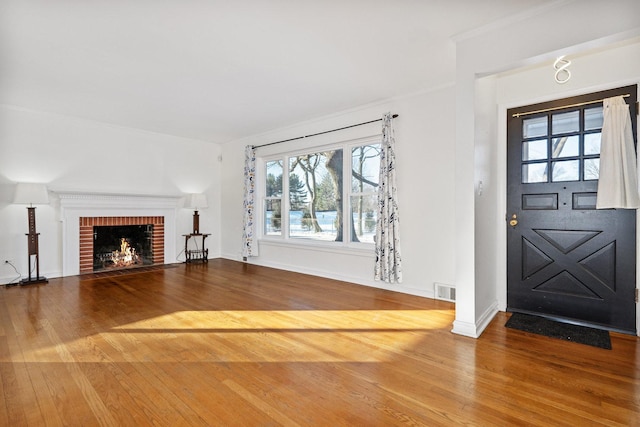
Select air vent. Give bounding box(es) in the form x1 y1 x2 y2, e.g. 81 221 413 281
435 283 456 302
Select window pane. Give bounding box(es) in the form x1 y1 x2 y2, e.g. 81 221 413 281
266 161 283 197
552 111 579 134
289 210 339 241
585 133 601 155
264 199 282 235
522 163 548 183
288 173 308 211
584 158 600 180
351 195 377 244
289 150 342 242
522 139 547 161
584 106 603 130
523 116 547 138
552 160 579 182
551 135 579 158
351 144 381 192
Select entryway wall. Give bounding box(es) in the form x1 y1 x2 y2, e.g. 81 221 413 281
493 40 640 334
452 0 640 339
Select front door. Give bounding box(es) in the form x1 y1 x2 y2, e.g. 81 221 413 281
507 85 637 334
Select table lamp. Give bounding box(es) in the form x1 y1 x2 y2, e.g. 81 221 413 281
185 193 208 234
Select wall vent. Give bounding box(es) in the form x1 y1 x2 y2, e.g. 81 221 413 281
434 283 456 302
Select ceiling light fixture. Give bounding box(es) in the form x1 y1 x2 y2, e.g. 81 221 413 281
553 55 571 84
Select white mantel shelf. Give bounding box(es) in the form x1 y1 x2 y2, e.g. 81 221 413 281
58 191 182 276
58 191 182 209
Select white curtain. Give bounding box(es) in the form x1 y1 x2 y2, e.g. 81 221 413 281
375 113 402 283
242 145 259 257
596 96 640 209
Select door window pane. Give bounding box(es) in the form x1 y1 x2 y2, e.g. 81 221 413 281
552 111 579 134
584 106 603 130
522 139 547 161
551 135 579 158
584 159 600 180
585 133 601 155
522 163 548 183
552 160 579 182
523 116 547 138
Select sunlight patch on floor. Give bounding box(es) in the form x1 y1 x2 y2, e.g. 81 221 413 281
16 309 455 363
112 309 455 331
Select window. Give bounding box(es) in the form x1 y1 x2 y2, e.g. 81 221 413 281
264 160 283 235
262 139 381 245
521 106 603 184
350 145 380 244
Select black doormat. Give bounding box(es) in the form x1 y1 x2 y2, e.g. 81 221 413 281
505 313 611 349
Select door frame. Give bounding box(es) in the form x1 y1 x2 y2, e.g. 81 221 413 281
495 82 640 336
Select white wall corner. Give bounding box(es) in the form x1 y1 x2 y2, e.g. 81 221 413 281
451 301 499 338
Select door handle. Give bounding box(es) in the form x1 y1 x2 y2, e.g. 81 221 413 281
509 214 518 227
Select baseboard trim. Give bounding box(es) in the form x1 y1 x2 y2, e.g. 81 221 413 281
221 255 436 300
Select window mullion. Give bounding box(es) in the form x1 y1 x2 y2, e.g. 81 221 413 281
283 156 290 239
343 147 351 245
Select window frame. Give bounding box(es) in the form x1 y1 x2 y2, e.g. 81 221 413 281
258 135 381 250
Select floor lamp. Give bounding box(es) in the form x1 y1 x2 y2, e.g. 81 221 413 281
13 183 50 285
186 193 208 234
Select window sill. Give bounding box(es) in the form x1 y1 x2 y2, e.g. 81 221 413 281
258 237 374 258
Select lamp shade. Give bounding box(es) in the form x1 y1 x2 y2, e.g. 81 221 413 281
185 193 208 210
13 183 50 205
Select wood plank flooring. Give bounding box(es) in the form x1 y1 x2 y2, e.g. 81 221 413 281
1 258 638 426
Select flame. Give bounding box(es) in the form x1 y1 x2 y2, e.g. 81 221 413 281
110 238 139 267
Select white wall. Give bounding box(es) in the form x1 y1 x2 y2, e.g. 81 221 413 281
220 88 457 298
474 75 501 324
453 0 640 337
0 106 222 283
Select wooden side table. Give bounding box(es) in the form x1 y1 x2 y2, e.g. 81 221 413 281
183 233 210 263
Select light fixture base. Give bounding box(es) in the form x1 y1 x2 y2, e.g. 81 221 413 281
192 210 200 234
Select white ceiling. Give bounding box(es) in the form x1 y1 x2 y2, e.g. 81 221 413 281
0 0 554 144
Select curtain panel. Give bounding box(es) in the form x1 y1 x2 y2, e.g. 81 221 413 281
242 145 259 257
596 96 640 209
374 113 403 283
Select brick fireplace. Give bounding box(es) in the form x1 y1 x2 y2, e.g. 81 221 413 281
59 192 180 277
79 216 165 273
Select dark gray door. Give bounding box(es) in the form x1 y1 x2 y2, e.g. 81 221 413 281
507 85 637 334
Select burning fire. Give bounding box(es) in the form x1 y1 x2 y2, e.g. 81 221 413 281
110 238 139 267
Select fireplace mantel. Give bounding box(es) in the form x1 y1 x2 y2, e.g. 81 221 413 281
59 192 181 276
58 192 181 209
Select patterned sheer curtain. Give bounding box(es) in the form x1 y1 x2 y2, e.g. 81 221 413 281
375 113 402 283
596 96 640 209
242 145 259 257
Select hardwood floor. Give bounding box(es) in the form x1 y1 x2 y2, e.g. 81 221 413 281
1 259 638 426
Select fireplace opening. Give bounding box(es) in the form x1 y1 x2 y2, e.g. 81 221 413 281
93 225 154 271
